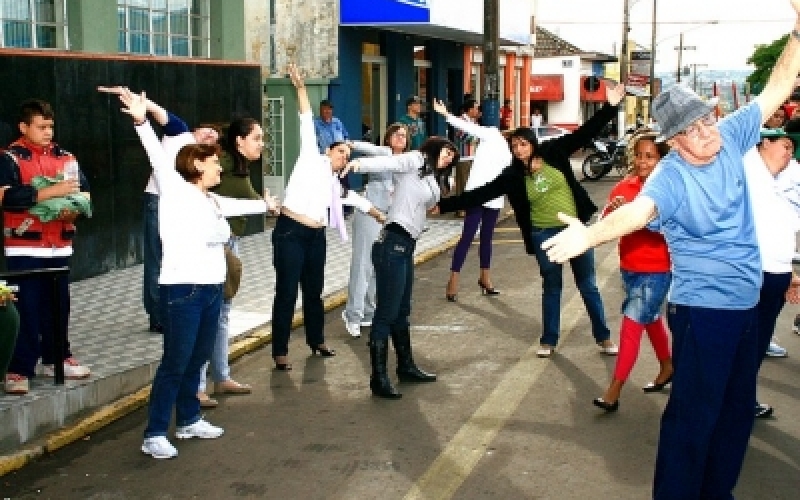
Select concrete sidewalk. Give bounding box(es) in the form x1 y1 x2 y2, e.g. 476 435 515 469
0 218 466 457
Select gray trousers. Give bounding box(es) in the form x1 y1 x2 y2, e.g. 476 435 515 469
345 182 391 324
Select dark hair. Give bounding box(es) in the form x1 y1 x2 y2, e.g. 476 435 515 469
626 128 670 175
418 136 459 195
320 99 334 109
18 99 54 125
175 143 221 183
461 99 478 115
225 117 259 177
383 123 411 152
785 116 800 134
508 127 540 174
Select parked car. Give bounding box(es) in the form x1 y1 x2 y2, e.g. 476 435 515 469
533 125 570 143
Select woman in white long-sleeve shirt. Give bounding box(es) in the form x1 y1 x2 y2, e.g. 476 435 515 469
271 64 384 371
119 91 277 460
341 124 410 338
432 99 512 301
345 136 459 399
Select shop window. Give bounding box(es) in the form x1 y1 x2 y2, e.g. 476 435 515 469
117 0 209 57
0 0 68 49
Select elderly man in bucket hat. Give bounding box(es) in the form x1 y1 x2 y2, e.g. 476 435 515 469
538 2 800 497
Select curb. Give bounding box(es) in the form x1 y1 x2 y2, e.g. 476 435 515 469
0 230 465 477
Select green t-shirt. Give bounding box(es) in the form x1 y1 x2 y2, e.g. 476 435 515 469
525 163 577 228
213 152 262 236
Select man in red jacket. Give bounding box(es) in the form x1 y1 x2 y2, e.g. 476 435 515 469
0 99 91 395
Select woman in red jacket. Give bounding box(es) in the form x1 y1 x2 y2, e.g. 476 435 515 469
593 129 674 412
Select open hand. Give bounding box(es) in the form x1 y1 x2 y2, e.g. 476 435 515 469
118 91 148 124
605 82 626 107
540 213 591 263
432 98 449 117
287 63 304 89
340 159 359 178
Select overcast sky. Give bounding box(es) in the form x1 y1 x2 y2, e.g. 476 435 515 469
535 0 797 72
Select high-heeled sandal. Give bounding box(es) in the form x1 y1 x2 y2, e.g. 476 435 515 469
478 280 500 296
592 397 619 412
273 356 292 371
311 345 336 357
446 293 457 302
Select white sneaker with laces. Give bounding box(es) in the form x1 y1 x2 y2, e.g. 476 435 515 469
341 311 361 338
141 436 178 459
40 357 91 379
175 418 224 439
536 345 554 358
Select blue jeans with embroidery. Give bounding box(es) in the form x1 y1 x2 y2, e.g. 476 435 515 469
144 283 222 438
529 225 610 346
369 227 416 342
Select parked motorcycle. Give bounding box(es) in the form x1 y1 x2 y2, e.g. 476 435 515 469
581 129 634 181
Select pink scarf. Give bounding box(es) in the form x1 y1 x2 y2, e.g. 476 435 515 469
329 175 348 241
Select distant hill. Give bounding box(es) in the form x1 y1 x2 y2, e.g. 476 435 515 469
656 69 754 110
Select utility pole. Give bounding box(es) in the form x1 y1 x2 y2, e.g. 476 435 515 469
620 0 630 136
691 63 708 92
675 32 696 83
649 0 657 111
482 0 500 127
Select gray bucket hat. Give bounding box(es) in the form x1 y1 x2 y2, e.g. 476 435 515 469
652 85 718 142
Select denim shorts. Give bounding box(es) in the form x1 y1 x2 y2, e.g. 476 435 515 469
620 270 671 324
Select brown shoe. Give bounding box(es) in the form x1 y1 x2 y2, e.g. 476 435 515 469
214 379 252 395
197 391 218 408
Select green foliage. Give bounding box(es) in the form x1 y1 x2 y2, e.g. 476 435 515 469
746 34 789 94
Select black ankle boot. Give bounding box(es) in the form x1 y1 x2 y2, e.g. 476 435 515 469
391 328 436 382
369 338 402 399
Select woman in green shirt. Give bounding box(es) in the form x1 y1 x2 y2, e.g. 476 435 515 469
197 118 268 406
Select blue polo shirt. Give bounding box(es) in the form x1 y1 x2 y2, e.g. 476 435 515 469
641 102 763 309
313 117 349 154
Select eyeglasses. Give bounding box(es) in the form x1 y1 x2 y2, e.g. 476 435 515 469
679 112 717 139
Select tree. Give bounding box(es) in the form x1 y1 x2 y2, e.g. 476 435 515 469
746 34 789 95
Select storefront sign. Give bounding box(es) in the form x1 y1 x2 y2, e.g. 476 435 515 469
529 75 564 101
340 0 431 24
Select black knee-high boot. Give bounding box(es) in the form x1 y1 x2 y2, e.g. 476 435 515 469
391 328 436 382
369 338 402 399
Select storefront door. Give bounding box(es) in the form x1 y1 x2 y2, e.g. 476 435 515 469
361 55 387 144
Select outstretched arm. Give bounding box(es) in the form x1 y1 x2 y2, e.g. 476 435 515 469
433 98 493 141
754 0 800 121
288 63 310 115
98 86 170 126
541 196 656 263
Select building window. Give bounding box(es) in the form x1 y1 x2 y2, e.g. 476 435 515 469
117 0 210 57
0 0 68 49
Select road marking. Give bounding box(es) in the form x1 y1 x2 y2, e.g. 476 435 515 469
403 248 619 500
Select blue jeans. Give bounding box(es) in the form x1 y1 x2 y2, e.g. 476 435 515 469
5 256 72 378
530 226 610 346
369 227 415 342
142 193 162 327
653 304 758 500
620 270 671 324
270 215 327 357
199 237 239 392
756 272 790 368
144 283 222 438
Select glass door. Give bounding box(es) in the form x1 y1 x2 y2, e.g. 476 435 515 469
361 56 387 144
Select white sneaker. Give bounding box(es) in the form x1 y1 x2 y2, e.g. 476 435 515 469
141 436 178 459
598 340 619 356
360 318 373 327
175 418 224 439
40 357 91 379
765 341 788 358
536 344 554 358
4 373 29 395
341 311 361 338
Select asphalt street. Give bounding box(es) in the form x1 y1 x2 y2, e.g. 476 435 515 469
2 175 799 500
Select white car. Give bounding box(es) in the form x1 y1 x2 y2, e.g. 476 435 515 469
533 125 570 142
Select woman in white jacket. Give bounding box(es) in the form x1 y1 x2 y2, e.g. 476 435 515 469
432 99 512 301
119 91 277 460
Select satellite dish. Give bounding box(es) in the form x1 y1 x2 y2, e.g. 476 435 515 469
583 76 601 92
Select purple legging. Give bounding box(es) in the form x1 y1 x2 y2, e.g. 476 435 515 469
450 206 500 272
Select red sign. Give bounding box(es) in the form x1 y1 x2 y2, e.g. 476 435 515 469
627 74 650 87
529 75 564 101
580 75 608 102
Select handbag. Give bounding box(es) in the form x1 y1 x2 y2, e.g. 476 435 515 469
223 244 242 300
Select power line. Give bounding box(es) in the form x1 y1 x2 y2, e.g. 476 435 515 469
539 19 790 25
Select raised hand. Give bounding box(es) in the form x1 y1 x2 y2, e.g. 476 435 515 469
119 91 148 124
432 98 449 117
340 159 360 178
605 82 626 106
792 0 800 15
287 63 304 89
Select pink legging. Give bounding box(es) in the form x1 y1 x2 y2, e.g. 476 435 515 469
450 206 500 272
613 315 671 381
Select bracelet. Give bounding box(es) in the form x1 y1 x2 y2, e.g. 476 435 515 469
792 29 800 42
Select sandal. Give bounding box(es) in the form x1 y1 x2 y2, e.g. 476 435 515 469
214 379 252 394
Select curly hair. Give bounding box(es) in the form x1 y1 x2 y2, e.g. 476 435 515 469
625 127 670 175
